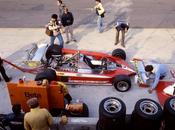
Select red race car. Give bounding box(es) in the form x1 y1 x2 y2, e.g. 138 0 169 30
27 44 135 92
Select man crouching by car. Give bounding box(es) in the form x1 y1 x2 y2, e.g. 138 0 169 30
145 63 168 94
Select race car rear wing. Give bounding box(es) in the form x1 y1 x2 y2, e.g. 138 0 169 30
25 43 48 67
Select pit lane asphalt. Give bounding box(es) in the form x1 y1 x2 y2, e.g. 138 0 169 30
0 0 175 28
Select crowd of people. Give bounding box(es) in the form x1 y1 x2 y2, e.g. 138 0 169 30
45 0 129 48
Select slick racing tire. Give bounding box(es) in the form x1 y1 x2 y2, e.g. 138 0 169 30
98 97 126 130
45 44 62 60
112 48 126 60
163 97 175 130
35 68 57 82
96 121 101 130
113 75 131 92
131 98 163 130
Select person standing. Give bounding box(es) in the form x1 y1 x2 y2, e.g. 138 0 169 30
47 14 64 48
0 57 11 82
24 97 53 130
94 0 105 33
115 21 129 47
61 7 77 44
57 0 65 19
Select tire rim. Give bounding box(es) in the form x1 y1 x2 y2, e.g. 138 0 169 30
104 98 122 113
116 81 129 91
169 98 175 111
140 100 158 115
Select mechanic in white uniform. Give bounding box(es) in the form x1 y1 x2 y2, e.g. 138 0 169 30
145 63 168 93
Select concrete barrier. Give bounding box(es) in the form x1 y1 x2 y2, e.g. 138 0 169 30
52 117 98 130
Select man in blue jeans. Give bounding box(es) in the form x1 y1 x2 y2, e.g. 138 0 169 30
94 0 105 33
47 14 64 48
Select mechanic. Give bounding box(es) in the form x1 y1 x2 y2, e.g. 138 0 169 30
115 21 129 47
4 104 25 130
57 81 72 104
145 63 168 93
0 57 11 82
24 97 53 130
41 79 72 104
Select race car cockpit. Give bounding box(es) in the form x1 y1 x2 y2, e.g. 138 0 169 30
83 55 107 71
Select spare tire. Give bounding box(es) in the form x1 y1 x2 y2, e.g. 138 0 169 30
45 44 62 60
35 68 57 82
98 97 126 130
131 98 163 130
113 75 131 92
163 96 175 130
112 49 126 60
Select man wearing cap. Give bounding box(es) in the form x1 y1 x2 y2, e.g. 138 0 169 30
24 97 53 130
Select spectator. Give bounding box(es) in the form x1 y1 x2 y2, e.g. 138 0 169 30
47 14 64 48
115 21 129 47
94 0 105 33
145 63 168 93
0 57 11 82
61 7 77 44
24 97 53 130
5 104 25 130
57 0 66 19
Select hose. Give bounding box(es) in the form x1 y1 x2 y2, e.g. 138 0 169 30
2 58 44 74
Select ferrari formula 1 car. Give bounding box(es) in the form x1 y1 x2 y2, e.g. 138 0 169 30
26 44 135 92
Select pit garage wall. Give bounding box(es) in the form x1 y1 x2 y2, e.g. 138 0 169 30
52 117 97 130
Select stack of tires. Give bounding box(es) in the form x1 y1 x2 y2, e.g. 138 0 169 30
97 97 126 130
163 96 175 130
131 99 163 130
97 97 164 130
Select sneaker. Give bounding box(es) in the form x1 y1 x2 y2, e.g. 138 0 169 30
66 41 70 44
72 39 77 42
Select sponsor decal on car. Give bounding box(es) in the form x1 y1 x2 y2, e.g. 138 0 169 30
68 80 110 84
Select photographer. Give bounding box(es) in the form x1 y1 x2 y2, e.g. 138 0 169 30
46 14 64 48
